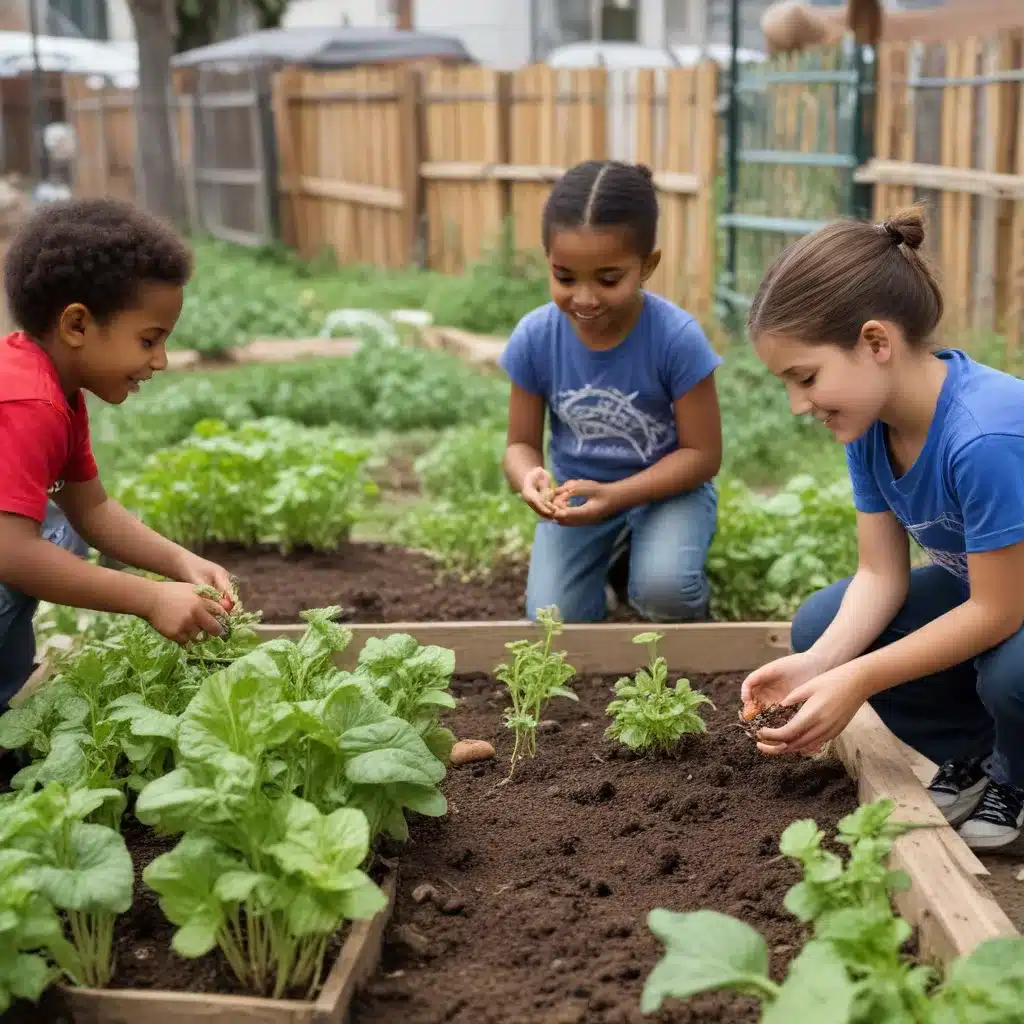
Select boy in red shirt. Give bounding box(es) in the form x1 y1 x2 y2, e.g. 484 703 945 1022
0 197 233 710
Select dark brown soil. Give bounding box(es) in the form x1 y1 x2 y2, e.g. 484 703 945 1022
351 673 860 1024
107 816 351 999
200 541 531 623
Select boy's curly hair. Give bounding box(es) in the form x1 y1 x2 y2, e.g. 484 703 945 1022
3 197 193 339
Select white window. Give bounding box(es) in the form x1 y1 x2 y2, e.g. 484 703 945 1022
533 0 641 60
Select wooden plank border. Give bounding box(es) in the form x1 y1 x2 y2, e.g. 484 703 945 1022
255 620 793 676
834 706 1018 963
52 864 397 1024
23 620 1019 969
259 618 1017 965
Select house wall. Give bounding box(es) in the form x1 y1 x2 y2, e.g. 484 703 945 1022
105 0 132 41
282 0 384 28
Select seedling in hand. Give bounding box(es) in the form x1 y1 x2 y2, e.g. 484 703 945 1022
496 606 577 777
606 632 714 754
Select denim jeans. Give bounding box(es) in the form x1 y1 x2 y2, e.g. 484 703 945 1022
791 564 1024 788
525 483 718 623
0 502 89 711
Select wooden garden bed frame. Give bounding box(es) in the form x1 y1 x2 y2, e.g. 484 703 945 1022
18 618 1018 1022
50 868 397 1024
257 617 1020 966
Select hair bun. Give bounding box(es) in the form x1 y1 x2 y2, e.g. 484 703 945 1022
881 207 925 250
634 163 654 182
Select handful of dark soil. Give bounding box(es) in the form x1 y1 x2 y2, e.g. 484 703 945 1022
738 699 799 740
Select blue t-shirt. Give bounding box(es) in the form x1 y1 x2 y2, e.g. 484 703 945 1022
846 348 1024 582
498 293 722 484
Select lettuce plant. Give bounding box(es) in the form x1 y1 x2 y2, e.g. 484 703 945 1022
0 784 132 990
353 633 458 763
605 632 714 753
133 621 453 997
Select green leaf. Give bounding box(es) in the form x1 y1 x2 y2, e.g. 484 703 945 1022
641 909 775 1013
762 941 856 1024
2 952 58 1003
265 799 373 891
33 822 133 914
173 917 221 958
340 719 446 787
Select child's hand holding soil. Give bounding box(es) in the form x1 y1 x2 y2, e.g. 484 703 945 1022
739 651 821 752
520 466 558 518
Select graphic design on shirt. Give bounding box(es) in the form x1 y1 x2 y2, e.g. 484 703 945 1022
898 512 968 580
553 385 672 462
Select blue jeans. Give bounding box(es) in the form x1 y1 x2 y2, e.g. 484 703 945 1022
525 484 718 623
0 502 89 712
792 565 1024 788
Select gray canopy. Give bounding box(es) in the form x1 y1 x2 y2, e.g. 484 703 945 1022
171 26 473 70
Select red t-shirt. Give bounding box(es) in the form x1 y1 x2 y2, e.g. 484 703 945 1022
0 332 98 523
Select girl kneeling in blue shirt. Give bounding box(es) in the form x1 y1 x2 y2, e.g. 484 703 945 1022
499 160 723 624
743 206 1024 852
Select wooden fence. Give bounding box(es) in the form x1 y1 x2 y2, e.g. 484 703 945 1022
857 31 1024 348
63 64 720 319
272 63 719 317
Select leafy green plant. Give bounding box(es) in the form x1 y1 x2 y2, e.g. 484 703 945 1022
392 493 535 578
133 618 455 996
496 607 578 775
708 474 858 621
414 424 508 499
353 634 458 764
0 784 133 989
142 800 384 999
0 845 69 1011
170 234 547 355
605 632 714 753
640 799 1024 1022
115 418 377 552
1 612 260 799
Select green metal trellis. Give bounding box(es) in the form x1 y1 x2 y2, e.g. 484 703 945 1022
719 0 875 325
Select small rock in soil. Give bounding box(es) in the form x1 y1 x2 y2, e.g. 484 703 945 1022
441 897 466 916
412 883 438 905
545 785 561 798
538 720 562 734
450 740 496 766
393 925 430 956
544 1000 587 1024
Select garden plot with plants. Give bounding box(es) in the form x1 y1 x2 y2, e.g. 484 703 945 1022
11 241 1021 1022
4 596 1022 1024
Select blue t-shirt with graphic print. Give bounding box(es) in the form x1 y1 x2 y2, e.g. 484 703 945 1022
846 348 1024 583
498 293 722 485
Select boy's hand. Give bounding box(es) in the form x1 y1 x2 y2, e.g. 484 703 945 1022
173 551 234 597
144 582 228 646
551 479 616 526
520 467 556 518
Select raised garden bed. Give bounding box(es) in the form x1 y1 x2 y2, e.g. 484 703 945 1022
10 620 1021 1023
218 619 1016 1024
49 863 396 1024
352 671 860 1024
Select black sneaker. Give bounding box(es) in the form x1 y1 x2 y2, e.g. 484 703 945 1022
958 780 1024 851
927 757 990 826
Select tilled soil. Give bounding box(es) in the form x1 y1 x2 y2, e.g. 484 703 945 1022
200 542 530 623
351 672 860 1024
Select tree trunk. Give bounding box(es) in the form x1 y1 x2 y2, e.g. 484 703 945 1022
128 0 186 226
